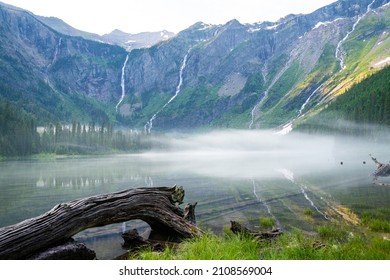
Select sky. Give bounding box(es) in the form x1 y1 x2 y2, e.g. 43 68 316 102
1 0 337 35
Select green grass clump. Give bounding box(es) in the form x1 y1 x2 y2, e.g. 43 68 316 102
361 208 390 233
135 227 390 260
304 209 313 216
259 217 276 229
133 213 390 260
258 228 390 260
138 232 260 260
317 223 350 243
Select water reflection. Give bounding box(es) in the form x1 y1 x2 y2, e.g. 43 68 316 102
1 131 390 259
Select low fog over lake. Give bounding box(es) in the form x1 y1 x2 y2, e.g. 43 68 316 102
1 130 389 259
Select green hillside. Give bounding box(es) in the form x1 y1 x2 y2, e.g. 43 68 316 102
297 66 390 135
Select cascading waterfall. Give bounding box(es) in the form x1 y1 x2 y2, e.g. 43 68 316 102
46 38 62 91
335 0 376 71
278 169 328 220
144 50 190 133
277 1 377 135
298 84 323 117
251 179 281 228
116 54 129 112
277 0 377 135
249 60 293 129
275 84 324 135
52 38 62 65
249 70 268 129
249 94 266 129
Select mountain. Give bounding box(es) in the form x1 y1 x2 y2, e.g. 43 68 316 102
0 2 127 123
35 15 103 42
101 29 174 51
36 16 175 51
297 65 390 135
117 0 390 131
0 0 389 132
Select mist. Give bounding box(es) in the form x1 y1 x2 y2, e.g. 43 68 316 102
141 129 389 181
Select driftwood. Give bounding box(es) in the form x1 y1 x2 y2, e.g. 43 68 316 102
121 229 171 252
230 221 282 240
0 186 202 260
370 154 390 186
183 202 198 225
121 202 198 252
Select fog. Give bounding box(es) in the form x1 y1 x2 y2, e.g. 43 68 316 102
142 129 388 181
2 128 389 259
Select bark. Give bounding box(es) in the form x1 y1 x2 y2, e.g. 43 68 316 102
230 221 282 240
183 202 198 225
121 229 168 251
0 186 202 259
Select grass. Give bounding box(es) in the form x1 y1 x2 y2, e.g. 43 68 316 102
260 217 276 229
131 212 390 260
137 230 260 260
361 208 390 233
304 208 313 216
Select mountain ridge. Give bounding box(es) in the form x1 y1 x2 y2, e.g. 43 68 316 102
0 0 389 132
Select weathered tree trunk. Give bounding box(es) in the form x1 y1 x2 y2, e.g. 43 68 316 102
370 154 390 184
230 221 282 240
0 186 202 259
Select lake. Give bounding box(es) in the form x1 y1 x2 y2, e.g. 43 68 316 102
1 130 389 259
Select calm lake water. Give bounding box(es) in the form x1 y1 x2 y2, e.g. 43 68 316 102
1 131 389 259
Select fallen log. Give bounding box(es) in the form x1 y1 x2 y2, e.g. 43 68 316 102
230 221 282 240
0 186 202 260
370 154 390 181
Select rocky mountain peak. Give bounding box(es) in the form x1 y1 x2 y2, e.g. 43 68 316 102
0 0 389 131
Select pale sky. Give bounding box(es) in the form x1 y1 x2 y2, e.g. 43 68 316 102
1 0 337 35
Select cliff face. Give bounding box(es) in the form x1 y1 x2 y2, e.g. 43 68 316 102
119 0 390 130
0 0 389 129
0 3 127 122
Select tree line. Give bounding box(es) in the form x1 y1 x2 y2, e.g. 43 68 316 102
0 101 151 157
297 66 390 136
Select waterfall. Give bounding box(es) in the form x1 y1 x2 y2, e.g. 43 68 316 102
275 84 324 135
249 59 293 129
47 38 62 70
298 84 323 116
249 95 266 129
145 50 190 133
276 1 377 135
335 0 376 71
45 38 62 91
53 38 62 65
116 54 129 112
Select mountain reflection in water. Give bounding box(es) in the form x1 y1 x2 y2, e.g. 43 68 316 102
1 130 389 259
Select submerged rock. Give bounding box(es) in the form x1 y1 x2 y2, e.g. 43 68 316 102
30 239 96 260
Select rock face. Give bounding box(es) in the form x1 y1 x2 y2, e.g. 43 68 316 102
0 3 127 123
0 0 389 129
